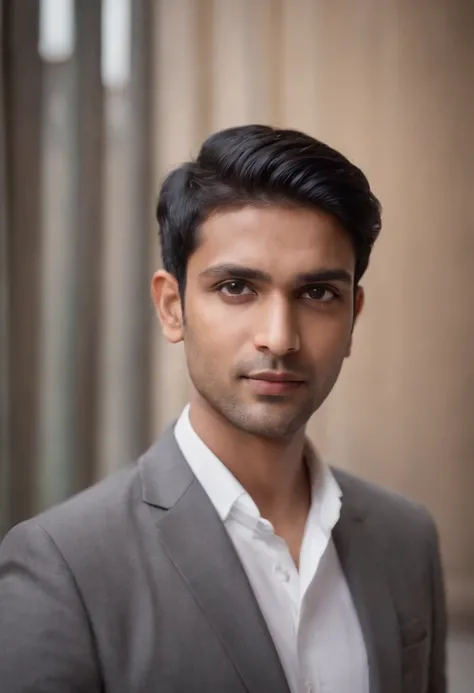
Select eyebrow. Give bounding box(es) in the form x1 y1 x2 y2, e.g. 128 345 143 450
199 263 353 285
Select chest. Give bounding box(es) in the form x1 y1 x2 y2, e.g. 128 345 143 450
225 517 369 693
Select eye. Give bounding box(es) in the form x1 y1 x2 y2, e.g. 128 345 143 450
300 285 337 302
217 280 254 296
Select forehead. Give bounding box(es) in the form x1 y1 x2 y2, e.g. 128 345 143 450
190 205 355 278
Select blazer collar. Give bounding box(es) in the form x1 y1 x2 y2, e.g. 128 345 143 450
139 424 291 693
139 425 195 509
332 469 402 693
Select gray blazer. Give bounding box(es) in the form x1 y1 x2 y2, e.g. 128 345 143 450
0 426 446 693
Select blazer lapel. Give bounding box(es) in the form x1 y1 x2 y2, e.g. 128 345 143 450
332 472 402 693
140 428 291 693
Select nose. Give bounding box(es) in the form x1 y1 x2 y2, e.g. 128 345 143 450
253 296 300 356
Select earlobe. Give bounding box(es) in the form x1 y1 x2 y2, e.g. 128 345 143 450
151 270 184 343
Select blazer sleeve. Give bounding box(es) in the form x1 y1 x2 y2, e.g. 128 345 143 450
427 516 447 693
0 521 102 693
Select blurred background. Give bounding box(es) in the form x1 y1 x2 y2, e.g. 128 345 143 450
1 0 473 689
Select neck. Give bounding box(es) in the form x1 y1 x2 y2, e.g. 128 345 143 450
188 395 311 524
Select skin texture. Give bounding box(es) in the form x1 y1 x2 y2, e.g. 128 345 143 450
152 204 364 560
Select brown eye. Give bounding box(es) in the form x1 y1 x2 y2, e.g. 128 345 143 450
218 280 252 296
301 286 336 302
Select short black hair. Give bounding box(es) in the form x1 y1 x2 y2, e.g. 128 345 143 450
157 124 381 297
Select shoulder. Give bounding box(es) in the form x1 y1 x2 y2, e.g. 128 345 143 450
332 468 444 608
45 461 140 529
332 466 438 543
1 427 188 570
1 459 143 560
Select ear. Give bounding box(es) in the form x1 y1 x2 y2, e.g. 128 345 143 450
345 285 365 358
151 270 184 343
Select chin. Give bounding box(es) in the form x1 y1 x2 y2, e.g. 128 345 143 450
227 404 310 440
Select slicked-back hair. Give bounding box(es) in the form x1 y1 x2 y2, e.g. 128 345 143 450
157 125 381 299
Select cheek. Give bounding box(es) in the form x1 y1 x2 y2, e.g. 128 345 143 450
301 313 353 359
183 310 242 371
188 295 251 343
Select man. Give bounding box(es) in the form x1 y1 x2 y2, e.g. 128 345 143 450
0 125 446 693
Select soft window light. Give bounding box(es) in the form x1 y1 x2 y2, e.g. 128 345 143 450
38 0 75 62
101 0 132 88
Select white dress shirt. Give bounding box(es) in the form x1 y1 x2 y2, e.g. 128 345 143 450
174 405 369 693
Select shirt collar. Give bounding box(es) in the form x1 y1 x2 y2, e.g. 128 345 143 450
304 439 342 533
174 404 342 531
174 404 247 521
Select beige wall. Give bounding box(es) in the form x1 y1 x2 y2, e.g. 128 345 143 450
150 0 474 619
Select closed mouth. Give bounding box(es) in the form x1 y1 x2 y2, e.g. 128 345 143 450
245 371 305 384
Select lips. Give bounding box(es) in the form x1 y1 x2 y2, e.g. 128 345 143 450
244 372 305 396
246 371 304 383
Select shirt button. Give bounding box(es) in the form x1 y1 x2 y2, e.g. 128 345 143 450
257 518 273 534
275 564 290 582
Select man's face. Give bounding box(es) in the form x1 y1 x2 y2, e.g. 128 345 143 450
157 204 362 439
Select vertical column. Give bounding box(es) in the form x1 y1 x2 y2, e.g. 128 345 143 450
98 0 154 476
73 0 104 489
378 0 474 620
209 0 261 130
251 0 283 126
0 0 10 536
37 0 78 510
128 0 154 459
278 0 326 135
4 0 42 524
